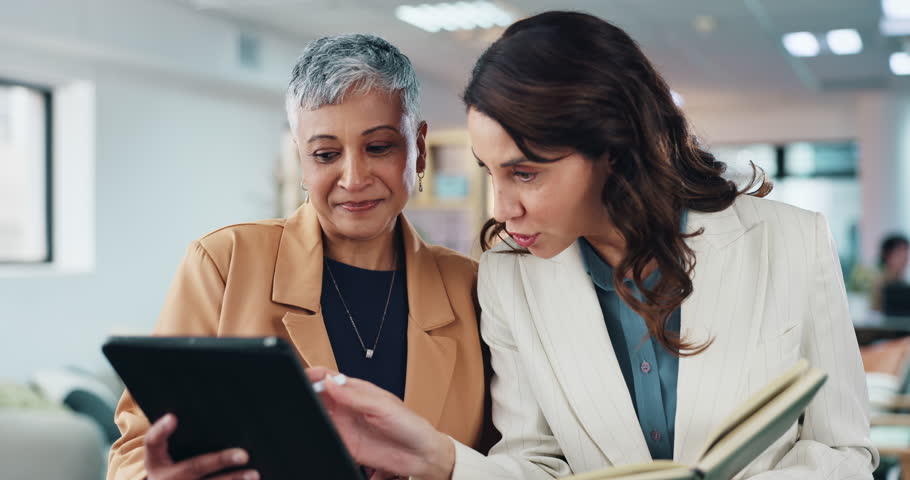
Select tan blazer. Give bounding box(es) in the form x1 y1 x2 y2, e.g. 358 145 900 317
108 204 487 480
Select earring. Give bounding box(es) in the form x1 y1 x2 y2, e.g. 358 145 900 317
300 181 310 204
417 171 425 193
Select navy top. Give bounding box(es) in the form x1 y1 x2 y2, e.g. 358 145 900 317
320 257 408 400
577 209 687 460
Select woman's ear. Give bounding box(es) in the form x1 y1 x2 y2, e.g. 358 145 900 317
416 121 428 174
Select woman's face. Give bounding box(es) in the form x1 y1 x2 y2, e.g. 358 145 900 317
887 243 909 276
294 90 426 243
468 108 609 259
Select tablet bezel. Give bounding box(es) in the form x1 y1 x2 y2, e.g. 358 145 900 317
103 335 363 479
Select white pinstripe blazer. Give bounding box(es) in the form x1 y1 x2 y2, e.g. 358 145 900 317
451 195 878 480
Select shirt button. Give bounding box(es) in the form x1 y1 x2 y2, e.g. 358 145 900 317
651 430 662 442
640 361 652 374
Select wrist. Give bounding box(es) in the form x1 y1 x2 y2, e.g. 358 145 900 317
418 432 455 480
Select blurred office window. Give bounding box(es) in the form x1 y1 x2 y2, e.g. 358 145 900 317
0 81 52 263
713 140 860 277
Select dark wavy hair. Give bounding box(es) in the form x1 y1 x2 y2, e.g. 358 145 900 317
880 234 909 268
464 11 771 356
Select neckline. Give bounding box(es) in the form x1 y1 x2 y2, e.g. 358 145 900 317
323 256 402 274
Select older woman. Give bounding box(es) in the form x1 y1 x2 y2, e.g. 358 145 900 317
107 34 488 480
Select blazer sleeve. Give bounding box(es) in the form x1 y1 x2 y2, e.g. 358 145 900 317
107 240 225 480
745 213 879 479
448 252 573 480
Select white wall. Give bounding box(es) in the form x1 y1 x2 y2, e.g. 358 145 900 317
0 0 297 381
685 92 858 145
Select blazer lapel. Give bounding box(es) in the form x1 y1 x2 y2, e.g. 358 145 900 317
519 244 652 466
272 204 338 370
282 311 338 371
400 215 458 429
673 206 769 463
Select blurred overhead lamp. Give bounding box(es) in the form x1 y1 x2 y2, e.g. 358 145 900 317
883 0 910 19
395 1 514 33
692 15 716 35
782 32 820 57
825 29 863 55
881 0 910 36
890 52 910 75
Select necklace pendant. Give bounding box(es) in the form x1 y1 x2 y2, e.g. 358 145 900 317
365 349 375 359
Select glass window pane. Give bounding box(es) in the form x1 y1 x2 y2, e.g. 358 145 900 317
783 141 857 177
711 143 777 185
710 140 859 276
0 84 50 263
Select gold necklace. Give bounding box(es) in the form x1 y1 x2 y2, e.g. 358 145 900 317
323 255 397 359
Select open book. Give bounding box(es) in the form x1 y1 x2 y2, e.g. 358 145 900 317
564 359 827 480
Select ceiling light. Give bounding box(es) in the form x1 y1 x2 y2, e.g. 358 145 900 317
395 1 513 33
890 52 910 75
883 0 910 19
825 29 863 55
881 18 910 36
882 0 910 35
782 32 820 57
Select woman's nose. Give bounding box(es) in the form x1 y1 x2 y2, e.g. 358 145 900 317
492 186 524 223
339 154 372 191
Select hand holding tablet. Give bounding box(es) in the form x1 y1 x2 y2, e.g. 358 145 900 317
103 336 364 480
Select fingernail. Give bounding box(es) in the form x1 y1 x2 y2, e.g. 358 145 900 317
333 374 347 386
232 450 247 464
312 379 326 393
244 471 258 480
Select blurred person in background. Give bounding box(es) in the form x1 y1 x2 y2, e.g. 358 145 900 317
107 33 490 480
305 11 877 480
870 233 909 312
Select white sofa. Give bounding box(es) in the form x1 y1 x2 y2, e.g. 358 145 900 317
0 408 106 480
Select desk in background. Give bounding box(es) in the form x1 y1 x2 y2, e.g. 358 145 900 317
854 314 910 346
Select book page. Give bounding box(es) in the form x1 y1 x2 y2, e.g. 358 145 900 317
696 359 809 458
696 368 827 479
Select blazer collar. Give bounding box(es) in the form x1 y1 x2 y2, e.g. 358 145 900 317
272 204 323 313
685 205 749 250
674 201 769 463
271 204 457 330
519 244 653 466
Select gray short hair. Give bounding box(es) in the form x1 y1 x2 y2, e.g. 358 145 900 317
285 34 421 133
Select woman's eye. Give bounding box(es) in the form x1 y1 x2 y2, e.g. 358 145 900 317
514 170 537 182
312 151 338 162
367 144 393 154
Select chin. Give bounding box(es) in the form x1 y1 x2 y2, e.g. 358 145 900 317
527 238 573 260
334 218 396 241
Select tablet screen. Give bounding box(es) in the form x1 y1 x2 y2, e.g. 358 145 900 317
103 336 364 479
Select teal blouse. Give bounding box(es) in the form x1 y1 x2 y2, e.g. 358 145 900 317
577 209 687 460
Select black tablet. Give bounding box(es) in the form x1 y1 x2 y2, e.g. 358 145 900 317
102 336 363 479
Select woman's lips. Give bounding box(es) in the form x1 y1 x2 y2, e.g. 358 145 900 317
509 232 539 248
339 200 382 213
